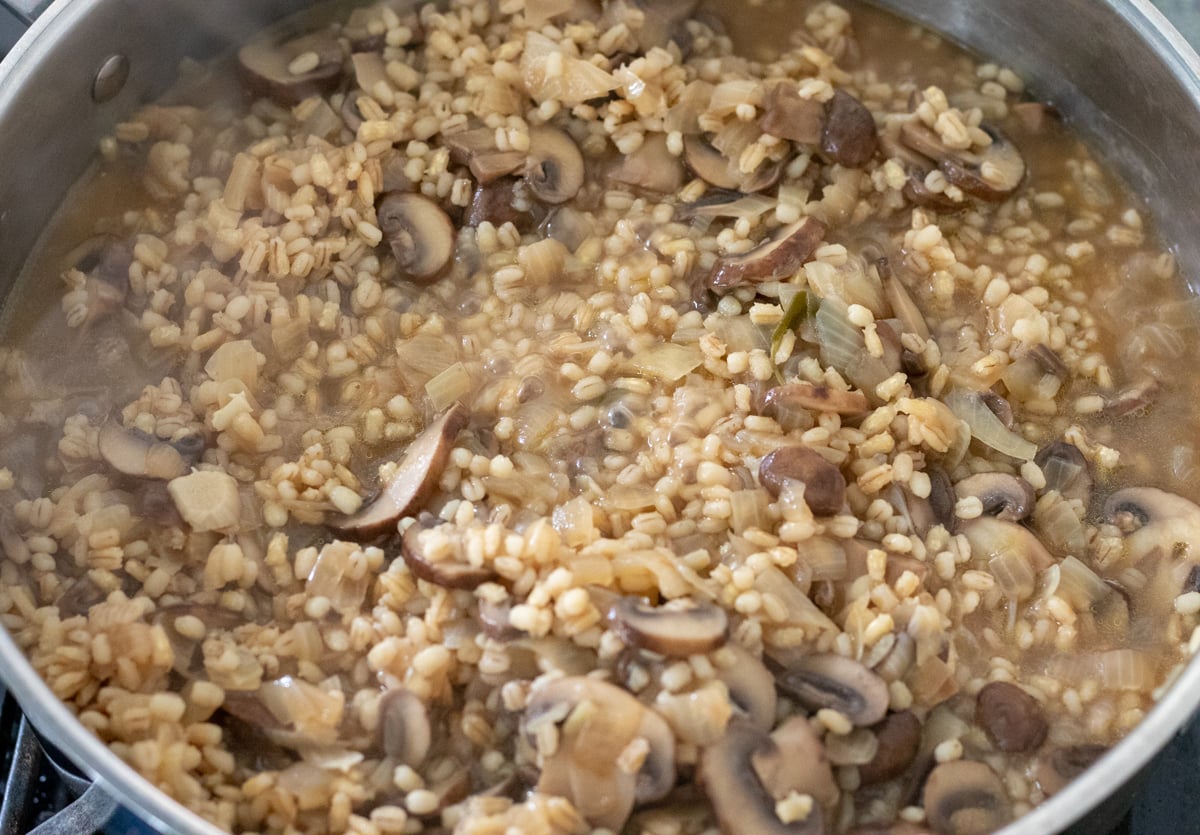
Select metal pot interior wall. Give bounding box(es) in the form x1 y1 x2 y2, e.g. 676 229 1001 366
0 0 1199 833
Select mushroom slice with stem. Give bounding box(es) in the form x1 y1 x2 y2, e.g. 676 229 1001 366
607 133 685 195
609 596 728 656
708 216 827 291
523 126 586 204
762 381 869 417
684 134 783 194
98 421 191 480
953 473 1035 522
237 21 345 106
332 403 468 540
698 717 827 835
523 676 676 831
377 688 431 767
377 192 456 284
714 644 777 732
1103 486 1200 563
922 760 1012 835
399 514 498 590
899 121 1025 202
771 652 889 727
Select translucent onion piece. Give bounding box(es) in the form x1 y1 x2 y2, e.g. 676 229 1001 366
989 550 1036 601
685 193 777 220
628 343 703 382
815 297 890 395
259 676 345 740
943 388 1037 460
707 314 766 353
799 537 848 581
1095 649 1156 691
552 495 596 548
425 361 473 411
1056 555 1111 610
730 488 770 534
754 565 838 637
1034 492 1087 556
521 32 618 106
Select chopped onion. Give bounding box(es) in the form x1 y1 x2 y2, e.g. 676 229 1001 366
943 388 1037 461
989 549 1036 601
1056 555 1111 609
907 655 959 708
1096 648 1156 691
521 32 618 106
351 52 388 98
630 343 702 382
602 483 658 512
815 297 889 394
523 0 576 26
730 488 769 534
707 313 767 353
205 339 261 390
684 193 777 220
664 80 713 135
1033 492 1087 556
799 536 848 581
259 676 345 740
882 273 929 340
754 565 838 637
396 333 458 384
307 542 371 615
552 495 596 547
425 361 473 411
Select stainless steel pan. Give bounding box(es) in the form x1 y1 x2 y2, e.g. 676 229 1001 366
1 1 1199 832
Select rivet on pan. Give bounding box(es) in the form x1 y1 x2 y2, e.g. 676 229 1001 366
91 55 130 104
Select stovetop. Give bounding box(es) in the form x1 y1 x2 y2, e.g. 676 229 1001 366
2 2 1200 834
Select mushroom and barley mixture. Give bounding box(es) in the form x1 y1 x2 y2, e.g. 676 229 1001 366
3 0 1200 833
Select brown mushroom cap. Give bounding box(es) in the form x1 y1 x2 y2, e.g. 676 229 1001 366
759 83 825 145
758 446 847 516
975 681 1047 753
524 126 586 204
899 121 1025 202
708 216 827 290
821 90 877 167
524 676 676 830
98 421 191 481
1103 486 1200 563
858 710 922 785
610 596 728 657
699 718 827 835
378 688 432 767
923 761 1012 835
954 473 1035 522
238 23 345 106
772 653 889 727
377 192 456 284
332 403 468 540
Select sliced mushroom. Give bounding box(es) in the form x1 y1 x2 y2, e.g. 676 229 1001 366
762 381 869 417
758 446 846 516
708 216 827 291
772 653 889 726
954 473 1035 522
523 126 585 204
821 90 877 167
899 121 1025 202
923 761 1012 835
609 596 728 656
699 717 827 835
524 676 676 830
759 83 826 145
238 22 345 106
858 710 922 786
467 178 536 231
1103 486 1200 563
478 598 524 641
684 134 783 194
753 716 839 809
1034 744 1108 797
400 515 498 590
608 134 685 195
1105 376 1160 417
378 688 431 767
377 192 456 284
98 421 191 481
975 681 1047 754
1034 441 1092 503
715 644 777 732
926 467 958 533
333 403 468 539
